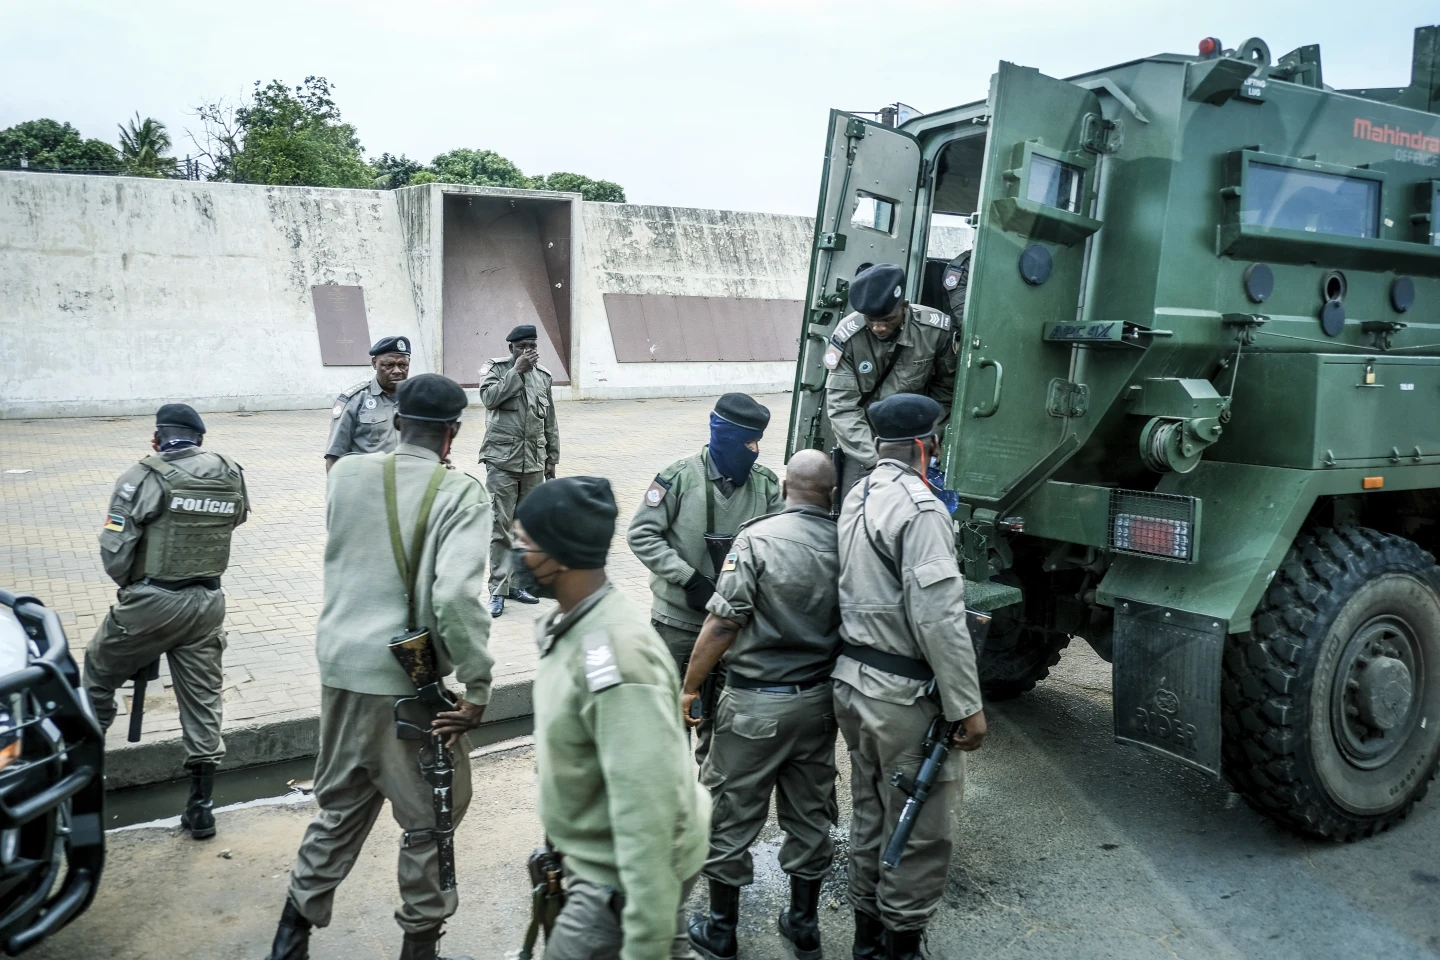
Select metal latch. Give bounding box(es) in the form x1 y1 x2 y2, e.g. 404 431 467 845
1046 379 1090 418
1081 113 1123 154
818 232 847 252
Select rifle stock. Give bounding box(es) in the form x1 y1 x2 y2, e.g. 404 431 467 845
126 658 162 743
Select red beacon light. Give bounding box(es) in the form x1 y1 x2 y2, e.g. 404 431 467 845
1198 36 1222 59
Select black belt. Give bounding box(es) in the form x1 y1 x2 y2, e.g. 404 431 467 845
840 642 934 682
140 577 221 591
726 674 830 694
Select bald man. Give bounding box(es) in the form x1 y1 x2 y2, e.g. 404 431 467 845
682 450 841 960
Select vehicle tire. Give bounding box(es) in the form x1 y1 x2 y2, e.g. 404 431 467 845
978 602 1071 700
1222 526 1440 840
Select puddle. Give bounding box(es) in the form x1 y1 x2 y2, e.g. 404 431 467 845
105 715 534 831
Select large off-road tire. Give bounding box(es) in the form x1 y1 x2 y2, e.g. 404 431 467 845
978 603 1071 701
1222 526 1440 840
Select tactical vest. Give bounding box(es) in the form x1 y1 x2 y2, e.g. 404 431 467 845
134 453 245 580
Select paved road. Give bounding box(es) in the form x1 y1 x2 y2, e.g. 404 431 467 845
32 646 1440 960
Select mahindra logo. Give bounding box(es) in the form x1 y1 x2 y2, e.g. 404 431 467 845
1353 118 1440 154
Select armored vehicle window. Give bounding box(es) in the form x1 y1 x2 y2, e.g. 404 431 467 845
851 192 896 234
1243 163 1379 239
1027 156 1084 213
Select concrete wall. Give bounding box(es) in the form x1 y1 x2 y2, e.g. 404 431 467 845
0 174 977 417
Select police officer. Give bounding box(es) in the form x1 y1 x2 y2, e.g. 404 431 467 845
941 249 970 324
822 263 958 493
324 335 412 470
84 403 250 839
833 393 986 960
682 449 841 960
519 477 711 960
265 374 493 960
479 324 559 617
626 393 783 762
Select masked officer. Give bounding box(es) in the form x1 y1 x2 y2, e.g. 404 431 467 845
833 393 986 960
83 403 249 839
325 335 412 470
266 374 493 960
941 250 970 324
682 449 841 960
822 263 958 493
626 393 783 763
479 324 560 617
518 477 711 960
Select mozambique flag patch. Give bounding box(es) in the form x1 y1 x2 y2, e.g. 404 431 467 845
103 513 126 532
721 552 738 572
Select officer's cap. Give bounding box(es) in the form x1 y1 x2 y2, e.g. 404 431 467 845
396 374 468 423
370 335 411 357
518 476 616 570
506 325 538 343
868 393 944 442
155 403 206 435
850 263 906 319
714 393 771 433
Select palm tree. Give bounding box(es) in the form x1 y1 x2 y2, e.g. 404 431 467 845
118 114 177 177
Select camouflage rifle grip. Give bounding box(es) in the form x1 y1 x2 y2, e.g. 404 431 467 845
389 628 440 689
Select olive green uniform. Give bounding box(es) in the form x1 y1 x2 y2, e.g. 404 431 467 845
822 305 958 490
700 504 841 888
478 356 559 596
832 460 982 932
533 583 711 960
626 449 782 759
83 447 249 765
286 445 495 935
325 377 400 460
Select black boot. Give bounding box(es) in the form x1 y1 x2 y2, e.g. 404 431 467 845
884 927 924 960
264 899 312 960
852 910 885 960
398 925 473 960
689 879 741 960
778 875 823 959
180 761 217 839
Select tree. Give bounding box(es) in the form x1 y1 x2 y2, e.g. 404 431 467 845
0 119 119 172
535 171 625 202
188 77 373 188
428 148 535 189
372 152 423 189
117 114 177 177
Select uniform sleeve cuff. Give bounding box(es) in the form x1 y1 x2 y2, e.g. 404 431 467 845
463 682 492 707
705 593 749 626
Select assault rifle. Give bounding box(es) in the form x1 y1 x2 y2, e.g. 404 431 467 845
127 659 162 742
389 629 458 892
882 714 959 869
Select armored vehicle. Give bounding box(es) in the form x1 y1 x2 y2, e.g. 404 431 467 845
788 27 1440 840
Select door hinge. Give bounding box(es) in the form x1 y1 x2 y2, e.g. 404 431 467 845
1081 113 1123 154
818 232 847 251
1046 378 1090 418
845 117 868 140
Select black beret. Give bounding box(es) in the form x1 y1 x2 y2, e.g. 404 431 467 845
506 325 538 343
396 373 468 422
370 335 412 357
868 393 944 442
713 393 771 433
517 477 616 570
155 403 206 434
850 263 906 318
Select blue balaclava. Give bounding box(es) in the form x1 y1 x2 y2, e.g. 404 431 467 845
708 412 764 486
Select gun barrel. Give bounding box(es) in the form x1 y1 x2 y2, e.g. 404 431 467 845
882 796 923 868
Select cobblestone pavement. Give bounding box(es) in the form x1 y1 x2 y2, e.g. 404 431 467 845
0 393 793 753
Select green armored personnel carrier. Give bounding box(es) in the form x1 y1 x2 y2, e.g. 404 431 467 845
788 27 1440 840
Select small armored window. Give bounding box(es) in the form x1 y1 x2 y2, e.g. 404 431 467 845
1243 162 1380 239
1027 156 1085 213
851 192 896 234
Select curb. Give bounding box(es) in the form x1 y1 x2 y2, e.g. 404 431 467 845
102 676 534 791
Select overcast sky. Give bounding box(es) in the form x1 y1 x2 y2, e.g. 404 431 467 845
2 1 1435 215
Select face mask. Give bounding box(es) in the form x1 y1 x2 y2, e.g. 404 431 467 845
508 547 558 599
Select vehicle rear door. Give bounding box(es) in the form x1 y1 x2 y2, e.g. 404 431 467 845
946 64 1105 508
786 112 922 458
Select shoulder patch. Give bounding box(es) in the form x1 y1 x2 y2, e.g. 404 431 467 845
644 472 673 507
832 313 866 344
103 512 126 533
721 552 739 572
581 630 623 693
911 307 951 332
903 476 936 505
339 378 371 400
117 481 138 501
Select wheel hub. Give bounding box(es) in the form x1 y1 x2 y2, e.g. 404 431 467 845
1331 615 1422 768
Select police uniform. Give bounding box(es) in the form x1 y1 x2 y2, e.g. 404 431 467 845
832 394 982 959
690 503 841 960
478 324 559 612
269 375 493 960
83 404 249 838
822 264 958 492
941 250 971 323
626 394 782 762
324 335 411 461
523 478 711 960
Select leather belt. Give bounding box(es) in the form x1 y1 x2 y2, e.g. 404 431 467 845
141 577 221 591
726 674 830 694
840 642 934 682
